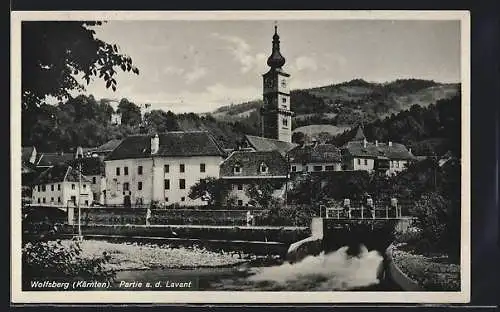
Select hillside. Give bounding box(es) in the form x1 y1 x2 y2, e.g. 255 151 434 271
210 79 460 137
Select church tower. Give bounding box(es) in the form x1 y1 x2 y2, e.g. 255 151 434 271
261 25 294 143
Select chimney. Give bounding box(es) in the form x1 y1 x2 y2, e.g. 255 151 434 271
363 138 367 148
388 141 392 147
375 140 378 147
151 133 159 155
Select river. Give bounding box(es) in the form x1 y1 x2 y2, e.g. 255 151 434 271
113 245 401 291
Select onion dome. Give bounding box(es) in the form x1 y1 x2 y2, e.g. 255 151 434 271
267 25 286 69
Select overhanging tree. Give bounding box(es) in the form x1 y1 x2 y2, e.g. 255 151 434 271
22 21 139 109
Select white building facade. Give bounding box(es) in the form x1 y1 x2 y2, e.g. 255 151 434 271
104 131 226 207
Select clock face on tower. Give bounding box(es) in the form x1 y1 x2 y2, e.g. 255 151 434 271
281 79 287 88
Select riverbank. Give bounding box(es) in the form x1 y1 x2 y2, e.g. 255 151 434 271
390 242 460 291
59 239 250 271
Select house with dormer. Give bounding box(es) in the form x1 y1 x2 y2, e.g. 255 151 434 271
219 150 289 207
341 126 415 175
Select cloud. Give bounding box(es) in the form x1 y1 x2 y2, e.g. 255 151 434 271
210 32 266 74
163 66 185 75
184 67 208 84
294 56 318 71
109 83 261 114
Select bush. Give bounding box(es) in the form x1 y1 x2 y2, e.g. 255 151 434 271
410 192 460 259
22 240 115 288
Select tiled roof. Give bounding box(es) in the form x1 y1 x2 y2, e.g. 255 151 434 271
67 157 105 176
32 164 91 185
287 143 341 163
244 135 297 156
220 150 288 178
342 141 414 160
22 147 35 163
36 153 75 167
94 139 123 153
106 131 226 161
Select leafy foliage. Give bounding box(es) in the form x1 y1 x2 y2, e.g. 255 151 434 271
188 177 231 207
22 21 139 109
22 240 115 286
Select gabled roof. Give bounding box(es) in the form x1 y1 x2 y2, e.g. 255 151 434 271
106 131 226 161
342 141 414 160
220 150 288 178
32 164 91 185
244 135 297 156
287 143 341 163
67 157 105 176
94 139 123 153
36 153 75 167
351 125 366 141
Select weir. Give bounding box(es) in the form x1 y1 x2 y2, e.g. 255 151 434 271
286 205 415 262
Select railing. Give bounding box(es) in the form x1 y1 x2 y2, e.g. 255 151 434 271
320 205 404 220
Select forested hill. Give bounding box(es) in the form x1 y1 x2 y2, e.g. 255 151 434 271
211 78 459 129
21 79 460 157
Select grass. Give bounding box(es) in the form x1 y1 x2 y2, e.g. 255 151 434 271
391 242 460 291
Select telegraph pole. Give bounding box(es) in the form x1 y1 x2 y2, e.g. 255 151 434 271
77 160 82 239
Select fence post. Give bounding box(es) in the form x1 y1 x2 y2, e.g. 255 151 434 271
386 205 389 219
361 206 364 219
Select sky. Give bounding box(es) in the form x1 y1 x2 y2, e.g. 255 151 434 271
75 19 461 114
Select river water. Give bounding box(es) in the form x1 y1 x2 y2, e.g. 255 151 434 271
114 245 400 291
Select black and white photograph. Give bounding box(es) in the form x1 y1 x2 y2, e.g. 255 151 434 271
11 10 470 304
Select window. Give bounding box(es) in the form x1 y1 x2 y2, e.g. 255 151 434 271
282 118 288 127
37 185 40 192
325 165 334 171
37 198 40 203
42 185 46 192
281 79 287 88
57 184 61 190
233 165 241 174
51 197 54 202
304 166 309 172
200 163 206 173
181 197 186 202
42 198 46 203
313 165 323 172
138 182 143 190
395 161 399 168
237 200 243 206
83 184 86 189
164 164 170 173
116 167 120 176
138 166 143 175
282 97 287 103
179 179 186 189
291 165 296 172
237 184 243 190
72 184 75 190
58 197 61 203
260 163 268 173
357 158 361 165
364 159 368 166
164 179 170 190
123 182 129 191
180 164 185 173
51 184 54 191
85 200 89 206
92 177 97 184
124 166 129 176
165 197 169 202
